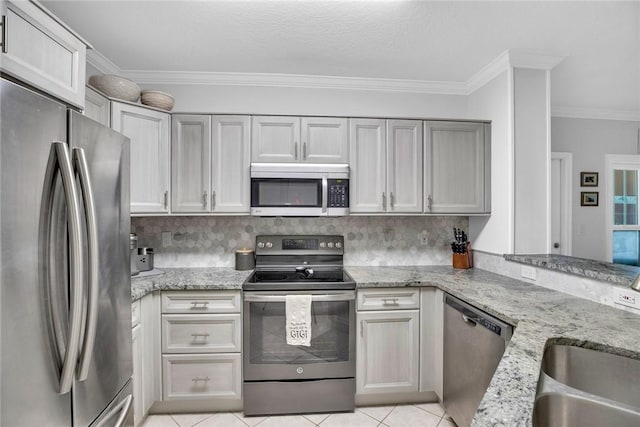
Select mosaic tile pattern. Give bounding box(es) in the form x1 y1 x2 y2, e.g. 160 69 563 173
131 216 468 268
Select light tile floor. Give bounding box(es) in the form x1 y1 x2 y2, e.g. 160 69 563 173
142 403 456 427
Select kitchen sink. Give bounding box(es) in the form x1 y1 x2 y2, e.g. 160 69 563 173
532 344 640 427
532 393 640 427
540 344 640 407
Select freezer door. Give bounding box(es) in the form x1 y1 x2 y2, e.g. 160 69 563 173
1 79 73 426
69 111 133 427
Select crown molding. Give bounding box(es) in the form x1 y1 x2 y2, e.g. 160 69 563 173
466 50 511 94
551 106 640 122
123 70 469 95
86 49 121 76
508 52 565 70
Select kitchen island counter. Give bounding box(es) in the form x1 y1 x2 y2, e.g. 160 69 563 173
347 265 640 427
131 267 251 301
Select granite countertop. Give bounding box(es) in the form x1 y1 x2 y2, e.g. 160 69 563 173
131 264 640 426
504 253 640 286
347 265 640 427
131 267 252 301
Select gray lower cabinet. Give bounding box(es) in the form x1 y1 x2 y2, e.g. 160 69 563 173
131 292 161 427
160 291 243 407
356 288 420 395
424 121 491 214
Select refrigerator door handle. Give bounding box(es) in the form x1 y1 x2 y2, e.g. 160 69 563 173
96 394 132 427
73 147 99 382
43 142 85 394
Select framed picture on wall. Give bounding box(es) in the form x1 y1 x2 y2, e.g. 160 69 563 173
581 192 599 206
580 172 599 187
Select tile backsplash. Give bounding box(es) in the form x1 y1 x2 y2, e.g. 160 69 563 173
131 216 468 267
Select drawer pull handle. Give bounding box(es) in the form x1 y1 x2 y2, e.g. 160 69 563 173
190 301 210 309
191 333 210 338
382 298 400 306
192 376 210 382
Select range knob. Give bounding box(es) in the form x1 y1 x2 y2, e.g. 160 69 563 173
257 242 265 249
327 242 334 248
266 242 273 249
336 242 342 249
319 242 326 248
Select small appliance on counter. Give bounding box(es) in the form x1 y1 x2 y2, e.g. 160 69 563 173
130 235 139 276
137 247 154 272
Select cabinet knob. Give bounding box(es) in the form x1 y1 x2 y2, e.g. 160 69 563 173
554 242 560 249
163 190 169 210
390 192 395 209
202 191 208 208
427 195 432 211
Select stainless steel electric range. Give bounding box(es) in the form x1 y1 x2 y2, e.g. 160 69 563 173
243 235 356 416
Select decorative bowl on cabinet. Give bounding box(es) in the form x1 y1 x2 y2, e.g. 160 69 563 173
88 75 140 102
140 90 174 111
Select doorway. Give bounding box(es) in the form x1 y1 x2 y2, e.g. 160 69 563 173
550 152 572 255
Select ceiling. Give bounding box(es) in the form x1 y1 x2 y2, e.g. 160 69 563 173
42 0 640 119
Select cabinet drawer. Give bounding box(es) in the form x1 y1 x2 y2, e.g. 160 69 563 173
131 300 141 327
161 291 241 314
162 354 241 400
357 288 420 311
162 314 241 353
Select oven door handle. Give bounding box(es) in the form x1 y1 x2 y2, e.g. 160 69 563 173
243 293 355 303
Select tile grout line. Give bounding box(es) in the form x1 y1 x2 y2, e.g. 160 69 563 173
377 404 398 425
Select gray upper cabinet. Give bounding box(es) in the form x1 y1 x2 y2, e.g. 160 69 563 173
83 86 110 127
300 117 349 163
172 115 211 213
386 120 423 213
172 115 250 214
112 102 171 214
251 116 299 163
423 121 491 214
211 116 251 213
0 0 86 108
252 116 348 163
350 119 422 213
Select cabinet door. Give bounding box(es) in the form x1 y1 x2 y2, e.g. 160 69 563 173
251 116 300 163
420 288 444 397
131 324 144 426
0 1 86 108
349 119 386 213
387 120 423 213
301 117 349 163
211 116 251 213
424 121 488 213
172 115 211 213
141 293 161 414
112 103 170 213
356 310 419 395
84 86 110 127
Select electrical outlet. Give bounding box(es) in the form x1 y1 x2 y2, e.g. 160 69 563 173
521 266 537 280
162 231 171 247
614 288 640 310
419 230 429 246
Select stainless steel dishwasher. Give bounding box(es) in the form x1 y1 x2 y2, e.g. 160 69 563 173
443 294 513 427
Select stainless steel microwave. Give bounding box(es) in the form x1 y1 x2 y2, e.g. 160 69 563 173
250 163 349 216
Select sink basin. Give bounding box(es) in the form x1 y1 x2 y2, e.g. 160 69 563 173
532 393 640 427
541 344 640 407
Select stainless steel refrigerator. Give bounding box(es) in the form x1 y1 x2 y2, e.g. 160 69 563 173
1 78 133 426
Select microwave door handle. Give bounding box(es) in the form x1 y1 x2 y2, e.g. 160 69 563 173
322 176 328 214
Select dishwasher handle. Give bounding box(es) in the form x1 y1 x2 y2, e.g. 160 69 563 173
445 294 513 341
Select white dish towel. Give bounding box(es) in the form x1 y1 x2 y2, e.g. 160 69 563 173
285 294 312 346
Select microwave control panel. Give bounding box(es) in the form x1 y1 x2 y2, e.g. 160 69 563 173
328 179 349 208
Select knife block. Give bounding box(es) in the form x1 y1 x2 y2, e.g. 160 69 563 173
452 243 473 269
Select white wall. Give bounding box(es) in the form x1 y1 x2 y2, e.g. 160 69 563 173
551 117 640 261
467 70 513 254
513 68 550 253
137 83 468 119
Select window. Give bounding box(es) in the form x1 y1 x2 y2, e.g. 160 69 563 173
607 155 640 265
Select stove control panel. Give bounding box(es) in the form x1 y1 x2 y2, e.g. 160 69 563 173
255 235 344 255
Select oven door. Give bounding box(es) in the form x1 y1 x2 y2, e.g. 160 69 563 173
243 290 355 381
